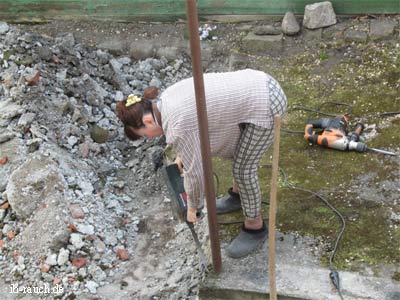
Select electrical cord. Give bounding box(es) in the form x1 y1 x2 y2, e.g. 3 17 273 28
278 166 346 300
214 165 346 298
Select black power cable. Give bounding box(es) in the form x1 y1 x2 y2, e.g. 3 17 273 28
278 166 346 300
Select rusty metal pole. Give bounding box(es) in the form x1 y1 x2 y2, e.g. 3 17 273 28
185 0 222 273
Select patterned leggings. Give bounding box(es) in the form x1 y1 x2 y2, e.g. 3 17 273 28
232 77 287 219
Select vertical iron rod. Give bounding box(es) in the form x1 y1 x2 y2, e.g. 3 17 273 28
185 0 222 273
268 115 281 300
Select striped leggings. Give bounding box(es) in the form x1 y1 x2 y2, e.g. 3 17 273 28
232 77 287 219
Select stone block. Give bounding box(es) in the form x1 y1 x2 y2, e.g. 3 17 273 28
241 32 283 55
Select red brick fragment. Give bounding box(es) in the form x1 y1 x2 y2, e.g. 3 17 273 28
117 248 129 261
68 223 78 232
0 156 8 165
0 201 9 209
25 71 41 86
72 257 87 268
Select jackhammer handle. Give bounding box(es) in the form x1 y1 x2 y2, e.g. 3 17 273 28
308 118 332 129
348 122 365 142
353 123 364 136
304 118 332 144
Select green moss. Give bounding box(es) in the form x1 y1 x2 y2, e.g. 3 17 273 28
393 272 400 282
213 40 400 275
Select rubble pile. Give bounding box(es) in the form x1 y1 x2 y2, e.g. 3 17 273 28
0 22 205 300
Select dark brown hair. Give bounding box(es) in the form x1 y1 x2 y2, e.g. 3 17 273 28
116 97 153 141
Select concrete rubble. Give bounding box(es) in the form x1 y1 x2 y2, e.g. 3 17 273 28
0 21 206 300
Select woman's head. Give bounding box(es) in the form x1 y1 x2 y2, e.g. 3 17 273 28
116 94 162 140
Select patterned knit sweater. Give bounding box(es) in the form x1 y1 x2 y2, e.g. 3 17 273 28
159 69 274 209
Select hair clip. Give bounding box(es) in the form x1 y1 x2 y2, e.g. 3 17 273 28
126 94 142 107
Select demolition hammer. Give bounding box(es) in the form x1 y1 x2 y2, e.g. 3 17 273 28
161 163 209 271
304 115 398 156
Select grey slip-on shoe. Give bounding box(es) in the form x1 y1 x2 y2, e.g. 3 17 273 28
216 188 242 214
226 223 268 258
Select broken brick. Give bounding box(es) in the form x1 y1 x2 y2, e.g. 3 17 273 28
72 257 87 268
117 248 129 261
0 201 9 209
25 71 41 86
0 156 8 165
68 223 78 232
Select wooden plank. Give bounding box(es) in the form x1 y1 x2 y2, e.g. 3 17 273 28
0 0 399 21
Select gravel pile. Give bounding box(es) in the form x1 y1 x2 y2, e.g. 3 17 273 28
0 21 207 300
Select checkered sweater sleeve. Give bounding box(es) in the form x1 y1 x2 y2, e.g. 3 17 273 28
173 131 204 210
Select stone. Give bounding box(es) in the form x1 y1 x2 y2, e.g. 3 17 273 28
69 204 85 219
253 25 282 35
90 124 109 143
303 1 337 29
37 46 53 61
130 40 155 60
78 179 94 196
76 224 95 235
70 233 85 249
17 112 36 128
78 142 90 158
369 19 397 41
6 156 65 218
88 264 107 281
0 138 28 192
0 130 15 143
156 46 180 61
0 22 9 34
115 91 124 101
45 253 58 266
282 12 301 36
93 239 106 253
104 233 118 246
0 99 23 127
55 32 75 49
57 248 70 266
242 32 283 55
67 136 79 147
344 29 368 43
149 78 162 89
85 280 99 294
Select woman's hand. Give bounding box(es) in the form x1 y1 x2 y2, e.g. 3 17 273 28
186 207 198 223
174 156 183 173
